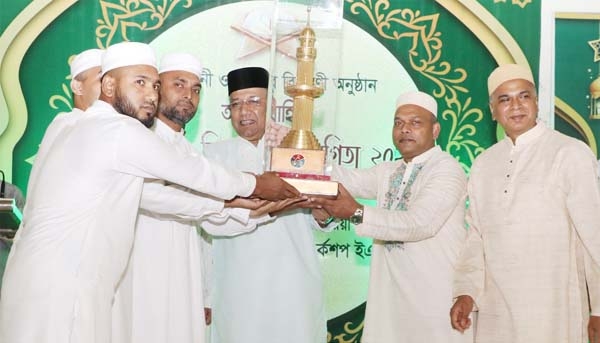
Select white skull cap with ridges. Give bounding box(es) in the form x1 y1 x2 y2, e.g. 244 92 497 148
70 48 104 79
101 41 157 76
487 64 535 96
159 52 203 80
395 91 437 117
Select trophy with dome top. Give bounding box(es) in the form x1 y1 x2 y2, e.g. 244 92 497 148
269 6 339 196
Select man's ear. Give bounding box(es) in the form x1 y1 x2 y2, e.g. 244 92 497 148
101 74 115 98
432 121 441 140
70 79 83 95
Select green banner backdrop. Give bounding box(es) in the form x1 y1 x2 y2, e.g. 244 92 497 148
555 14 600 158
0 1 544 341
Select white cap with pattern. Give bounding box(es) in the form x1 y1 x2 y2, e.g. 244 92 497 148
487 64 534 96
395 91 437 117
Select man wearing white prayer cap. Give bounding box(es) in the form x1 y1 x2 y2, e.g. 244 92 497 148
30 48 104 165
70 48 104 111
112 53 280 343
451 64 600 343
0 42 298 343
309 90 471 342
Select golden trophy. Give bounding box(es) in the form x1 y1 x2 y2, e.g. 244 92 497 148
270 13 338 196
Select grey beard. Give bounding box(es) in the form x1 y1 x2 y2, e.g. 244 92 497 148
160 105 194 128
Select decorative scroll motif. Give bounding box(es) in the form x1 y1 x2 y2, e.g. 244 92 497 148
328 320 364 343
49 75 74 114
493 0 532 9
96 0 193 48
346 0 486 170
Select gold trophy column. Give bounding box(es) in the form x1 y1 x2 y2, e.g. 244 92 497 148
279 24 324 150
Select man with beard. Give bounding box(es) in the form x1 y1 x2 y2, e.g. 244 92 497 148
0 42 298 343
112 53 282 343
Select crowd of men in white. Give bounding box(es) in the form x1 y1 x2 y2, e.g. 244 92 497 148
0 41 599 343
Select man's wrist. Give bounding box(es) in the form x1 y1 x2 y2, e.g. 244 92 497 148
349 204 364 224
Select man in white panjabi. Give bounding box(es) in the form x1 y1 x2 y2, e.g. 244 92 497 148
0 42 298 343
450 64 600 343
309 91 472 342
204 67 332 343
27 48 104 192
112 53 275 343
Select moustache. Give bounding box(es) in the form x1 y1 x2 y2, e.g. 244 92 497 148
141 101 157 112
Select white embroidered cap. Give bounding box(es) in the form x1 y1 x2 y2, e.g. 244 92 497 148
101 41 157 76
70 48 103 79
159 53 203 79
395 91 437 117
487 64 534 96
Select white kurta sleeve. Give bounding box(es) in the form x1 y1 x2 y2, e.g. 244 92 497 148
332 164 379 200
113 121 256 200
452 179 485 304
563 143 600 269
201 212 274 237
139 180 225 220
354 159 467 242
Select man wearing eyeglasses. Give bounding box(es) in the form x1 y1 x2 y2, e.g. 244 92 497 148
0 44 299 343
111 53 290 343
203 67 331 343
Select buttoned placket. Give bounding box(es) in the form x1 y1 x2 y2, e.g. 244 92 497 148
501 145 519 208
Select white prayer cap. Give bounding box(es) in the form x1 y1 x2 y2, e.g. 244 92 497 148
487 64 534 95
70 49 103 79
101 41 157 76
395 91 437 117
159 53 203 79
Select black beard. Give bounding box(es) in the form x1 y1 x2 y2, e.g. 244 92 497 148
114 89 155 128
159 102 195 128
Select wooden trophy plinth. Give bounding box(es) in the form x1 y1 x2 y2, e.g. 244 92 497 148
271 147 338 196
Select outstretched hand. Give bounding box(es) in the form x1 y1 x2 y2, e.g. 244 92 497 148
224 197 268 210
252 172 300 201
250 197 307 218
308 184 360 219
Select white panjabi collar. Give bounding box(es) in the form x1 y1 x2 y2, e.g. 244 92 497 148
508 120 546 147
403 145 440 165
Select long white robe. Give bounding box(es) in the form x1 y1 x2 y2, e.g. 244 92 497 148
453 123 600 342
203 137 328 343
111 119 264 343
0 100 256 343
25 109 85 200
333 146 472 342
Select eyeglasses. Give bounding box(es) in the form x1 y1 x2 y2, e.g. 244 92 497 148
228 96 263 111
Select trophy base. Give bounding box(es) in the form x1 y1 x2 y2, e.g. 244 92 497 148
276 172 338 196
271 147 325 175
